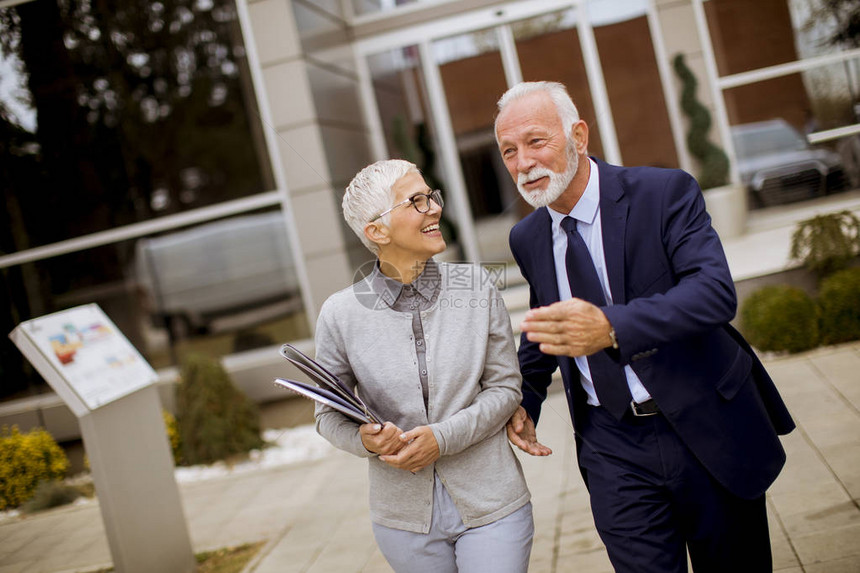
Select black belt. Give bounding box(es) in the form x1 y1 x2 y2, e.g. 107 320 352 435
630 399 659 417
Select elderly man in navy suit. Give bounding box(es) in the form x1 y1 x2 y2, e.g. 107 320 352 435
496 81 794 572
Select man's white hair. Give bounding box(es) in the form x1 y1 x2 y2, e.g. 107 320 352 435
494 81 580 144
343 159 420 254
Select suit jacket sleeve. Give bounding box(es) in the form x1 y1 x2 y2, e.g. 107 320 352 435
601 170 738 364
510 228 559 425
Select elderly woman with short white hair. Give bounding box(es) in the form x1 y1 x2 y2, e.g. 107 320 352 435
313 159 533 573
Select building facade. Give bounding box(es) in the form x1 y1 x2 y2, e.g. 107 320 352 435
1 0 857 437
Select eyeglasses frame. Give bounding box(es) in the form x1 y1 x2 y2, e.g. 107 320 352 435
369 189 444 223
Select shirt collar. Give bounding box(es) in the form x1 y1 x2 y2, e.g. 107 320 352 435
410 259 441 301
548 157 600 228
368 258 440 308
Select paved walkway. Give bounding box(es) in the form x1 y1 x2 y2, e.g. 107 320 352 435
1 342 859 572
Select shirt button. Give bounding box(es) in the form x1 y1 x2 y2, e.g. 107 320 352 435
422 370 427 375
417 340 423 346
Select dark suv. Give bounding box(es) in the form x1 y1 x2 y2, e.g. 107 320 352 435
731 119 846 208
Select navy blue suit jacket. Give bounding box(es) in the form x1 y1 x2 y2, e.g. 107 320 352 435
509 159 795 500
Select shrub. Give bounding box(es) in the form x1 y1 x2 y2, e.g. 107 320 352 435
21 480 80 513
818 267 860 345
790 210 860 278
740 285 819 353
0 426 69 510
673 53 730 190
175 354 263 466
163 410 182 465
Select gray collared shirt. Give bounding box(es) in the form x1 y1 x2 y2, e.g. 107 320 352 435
369 260 441 410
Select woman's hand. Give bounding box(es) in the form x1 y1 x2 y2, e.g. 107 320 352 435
379 426 440 473
360 422 404 455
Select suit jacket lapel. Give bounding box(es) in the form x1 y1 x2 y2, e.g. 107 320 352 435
535 207 560 304
530 207 560 305
528 207 575 390
595 159 628 305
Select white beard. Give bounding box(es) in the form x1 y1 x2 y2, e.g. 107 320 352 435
516 146 579 208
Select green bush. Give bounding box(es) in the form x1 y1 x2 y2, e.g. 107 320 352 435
790 210 860 278
818 267 860 345
740 285 819 353
0 426 69 510
163 410 182 465
175 354 263 466
21 479 80 513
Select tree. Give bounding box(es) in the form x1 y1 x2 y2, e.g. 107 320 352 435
812 0 860 48
0 0 274 399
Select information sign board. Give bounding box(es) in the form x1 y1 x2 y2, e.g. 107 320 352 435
10 303 156 414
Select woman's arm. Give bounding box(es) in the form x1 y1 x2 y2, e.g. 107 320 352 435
313 297 377 458
379 280 522 471
428 281 523 457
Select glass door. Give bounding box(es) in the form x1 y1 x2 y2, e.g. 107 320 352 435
432 28 514 222
355 0 677 262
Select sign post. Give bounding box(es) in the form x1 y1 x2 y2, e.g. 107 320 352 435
10 304 195 573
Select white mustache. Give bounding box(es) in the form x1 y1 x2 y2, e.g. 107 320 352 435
518 167 554 186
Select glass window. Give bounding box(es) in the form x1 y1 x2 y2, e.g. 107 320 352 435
368 45 431 166
0 0 306 402
434 28 513 219
724 69 854 209
594 12 678 168
352 0 419 18
705 0 833 75
2 209 310 400
0 0 275 250
700 1 860 209
516 9 607 161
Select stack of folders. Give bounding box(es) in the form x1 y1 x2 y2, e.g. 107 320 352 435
274 343 382 425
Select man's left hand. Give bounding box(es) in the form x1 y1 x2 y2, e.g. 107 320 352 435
521 298 613 357
379 426 440 473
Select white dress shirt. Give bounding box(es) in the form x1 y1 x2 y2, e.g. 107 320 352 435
548 158 651 406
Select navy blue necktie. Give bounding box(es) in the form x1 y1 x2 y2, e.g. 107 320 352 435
561 216 631 420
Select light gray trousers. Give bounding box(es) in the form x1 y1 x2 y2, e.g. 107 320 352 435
372 475 534 573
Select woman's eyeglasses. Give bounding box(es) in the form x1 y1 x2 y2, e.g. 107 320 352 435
369 189 444 222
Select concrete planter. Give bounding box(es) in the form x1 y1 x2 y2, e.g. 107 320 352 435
704 183 748 239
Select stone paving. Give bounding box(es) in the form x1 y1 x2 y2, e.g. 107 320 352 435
1 342 858 572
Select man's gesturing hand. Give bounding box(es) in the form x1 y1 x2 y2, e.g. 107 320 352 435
506 406 552 456
379 426 440 473
521 298 613 357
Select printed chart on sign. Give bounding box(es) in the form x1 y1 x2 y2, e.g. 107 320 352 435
16 303 157 410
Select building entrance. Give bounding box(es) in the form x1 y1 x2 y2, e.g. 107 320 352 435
354 0 678 261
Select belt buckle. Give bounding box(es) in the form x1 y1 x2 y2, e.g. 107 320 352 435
630 399 658 417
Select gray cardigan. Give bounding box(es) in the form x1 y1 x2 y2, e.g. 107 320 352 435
314 262 530 533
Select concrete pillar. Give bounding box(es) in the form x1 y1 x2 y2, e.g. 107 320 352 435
246 0 355 322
